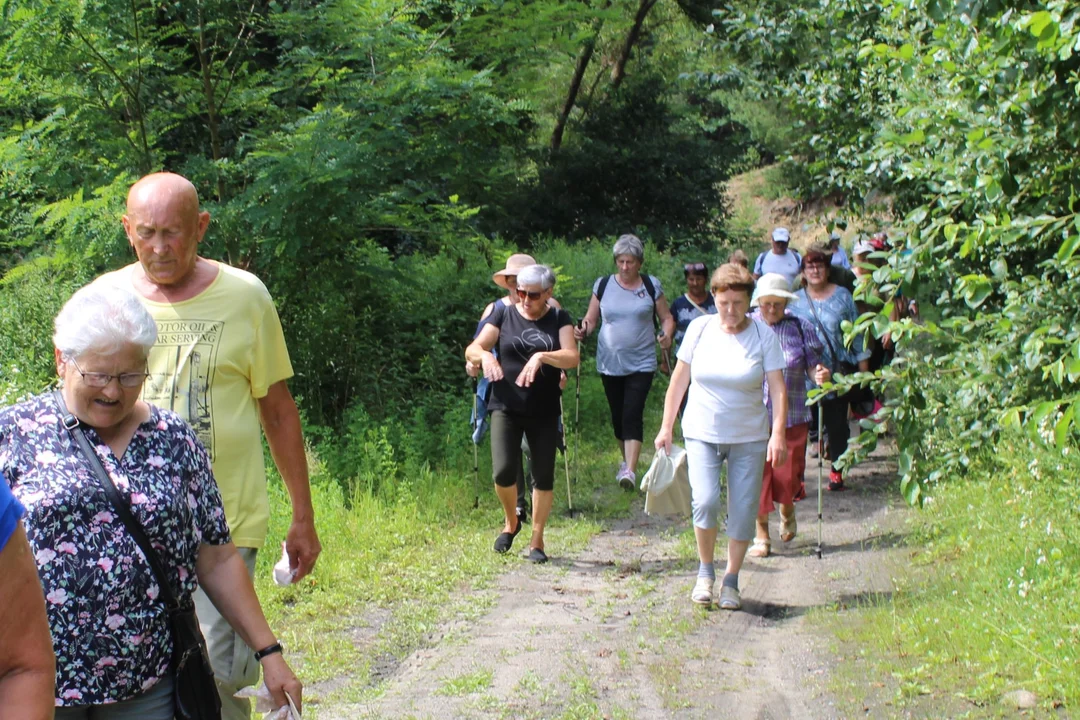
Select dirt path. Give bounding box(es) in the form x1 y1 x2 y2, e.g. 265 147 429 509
324 432 906 719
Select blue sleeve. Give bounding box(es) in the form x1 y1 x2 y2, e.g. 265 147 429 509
840 290 871 361
0 471 26 551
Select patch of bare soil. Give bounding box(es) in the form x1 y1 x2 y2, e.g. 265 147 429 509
726 167 894 253
321 427 908 720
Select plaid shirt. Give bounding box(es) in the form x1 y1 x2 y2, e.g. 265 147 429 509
751 310 823 427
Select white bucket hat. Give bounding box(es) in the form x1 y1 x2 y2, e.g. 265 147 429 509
751 273 798 307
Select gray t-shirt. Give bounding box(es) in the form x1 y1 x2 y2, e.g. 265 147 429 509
592 274 664 376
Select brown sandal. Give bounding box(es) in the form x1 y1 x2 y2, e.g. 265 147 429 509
780 513 797 542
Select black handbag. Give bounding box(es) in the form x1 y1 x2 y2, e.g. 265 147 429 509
54 391 223 720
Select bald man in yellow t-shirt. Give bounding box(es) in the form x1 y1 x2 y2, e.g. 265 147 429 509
99 172 321 720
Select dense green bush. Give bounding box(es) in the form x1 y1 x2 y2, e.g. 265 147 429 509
711 0 1080 502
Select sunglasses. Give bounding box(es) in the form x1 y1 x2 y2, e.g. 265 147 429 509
516 288 545 300
683 262 706 272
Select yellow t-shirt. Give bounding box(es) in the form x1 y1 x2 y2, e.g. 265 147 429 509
99 262 294 548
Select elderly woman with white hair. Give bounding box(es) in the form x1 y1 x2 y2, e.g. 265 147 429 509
0 283 302 717
748 274 830 558
466 265 579 563
575 234 675 489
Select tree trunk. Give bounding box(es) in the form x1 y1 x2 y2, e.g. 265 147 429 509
550 2 611 151
609 0 658 91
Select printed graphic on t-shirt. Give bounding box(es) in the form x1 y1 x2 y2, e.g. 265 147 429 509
512 326 555 358
142 320 222 460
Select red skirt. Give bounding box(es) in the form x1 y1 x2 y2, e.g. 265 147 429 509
759 422 809 515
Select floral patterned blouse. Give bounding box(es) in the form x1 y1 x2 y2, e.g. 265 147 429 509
0 393 230 707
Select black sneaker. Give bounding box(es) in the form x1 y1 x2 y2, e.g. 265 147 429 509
527 547 548 564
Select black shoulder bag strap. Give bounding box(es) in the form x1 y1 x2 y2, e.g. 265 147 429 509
53 391 222 720
52 391 181 612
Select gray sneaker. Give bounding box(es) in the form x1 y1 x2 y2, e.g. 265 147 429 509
618 467 636 491
718 585 741 611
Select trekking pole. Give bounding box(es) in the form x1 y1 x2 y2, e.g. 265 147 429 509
815 402 824 559
471 379 480 510
561 397 573 512
570 320 585 517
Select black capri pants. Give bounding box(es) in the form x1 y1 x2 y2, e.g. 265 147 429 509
491 410 560 492
821 390 853 472
600 372 654 443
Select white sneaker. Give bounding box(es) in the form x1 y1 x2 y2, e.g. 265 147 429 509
718 584 742 611
691 577 714 606
619 469 636 491
615 462 628 482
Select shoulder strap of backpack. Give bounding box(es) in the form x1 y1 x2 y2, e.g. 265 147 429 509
595 275 611 302
641 274 657 304
641 274 659 332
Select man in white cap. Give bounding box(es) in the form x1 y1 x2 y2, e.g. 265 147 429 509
829 231 851 269
752 227 802 285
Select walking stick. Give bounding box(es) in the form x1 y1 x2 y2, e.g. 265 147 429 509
569 321 585 517
815 402 824 559
471 379 480 510
561 398 573 513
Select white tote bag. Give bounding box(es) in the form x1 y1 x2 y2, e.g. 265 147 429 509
640 445 692 517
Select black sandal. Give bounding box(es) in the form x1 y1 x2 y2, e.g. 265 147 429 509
494 518 522 553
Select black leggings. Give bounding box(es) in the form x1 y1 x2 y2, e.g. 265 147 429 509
600 372 654 442
821 391 852 472
491 411 559 492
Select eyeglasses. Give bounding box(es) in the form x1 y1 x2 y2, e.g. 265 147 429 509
67 357 149 389
516 288 545 300
803 261 828 270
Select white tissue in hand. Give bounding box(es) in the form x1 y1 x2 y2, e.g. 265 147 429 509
273 541 297 586
234 684 300 718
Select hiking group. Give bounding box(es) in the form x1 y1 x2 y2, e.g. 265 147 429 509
0 169 897 717
465 225 895 610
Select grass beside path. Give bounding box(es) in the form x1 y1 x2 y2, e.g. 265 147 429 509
821 435 1080 716
252 372 669 713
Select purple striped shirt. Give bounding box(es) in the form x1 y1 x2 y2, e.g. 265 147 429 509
752 310 823 427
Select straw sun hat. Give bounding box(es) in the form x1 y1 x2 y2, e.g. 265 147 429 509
751 273 799 308
492 253 537 289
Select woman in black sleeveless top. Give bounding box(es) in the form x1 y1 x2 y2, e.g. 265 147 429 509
466 265 579 563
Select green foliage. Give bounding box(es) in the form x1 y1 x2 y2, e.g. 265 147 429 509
503 73 733 248
711 0 1080 502
0 0 762 429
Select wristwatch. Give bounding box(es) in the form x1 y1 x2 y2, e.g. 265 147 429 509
254 642 283 661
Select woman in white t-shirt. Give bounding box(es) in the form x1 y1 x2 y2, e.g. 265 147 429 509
654 264 788 611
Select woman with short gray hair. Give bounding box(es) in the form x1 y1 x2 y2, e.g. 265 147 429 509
1 283 303 716
575 235 675 489
467 266 578 563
